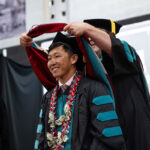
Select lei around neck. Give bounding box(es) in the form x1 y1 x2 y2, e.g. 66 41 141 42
47 71 82 149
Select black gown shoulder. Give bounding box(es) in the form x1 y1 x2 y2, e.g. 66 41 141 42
71 77 126 150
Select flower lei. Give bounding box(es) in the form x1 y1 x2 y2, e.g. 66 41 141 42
47 71 82 150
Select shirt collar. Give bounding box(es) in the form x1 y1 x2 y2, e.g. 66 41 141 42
59 72 76 87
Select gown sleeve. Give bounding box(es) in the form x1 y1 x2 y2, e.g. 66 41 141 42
88 80 126 150
102 35 150 105
102 35 139 77
34 93 49 150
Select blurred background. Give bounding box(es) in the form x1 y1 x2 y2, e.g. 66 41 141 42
1 0 150 87
0 0 150 150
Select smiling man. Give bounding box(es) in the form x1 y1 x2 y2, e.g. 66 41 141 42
34 32 126 150
47 45 76 83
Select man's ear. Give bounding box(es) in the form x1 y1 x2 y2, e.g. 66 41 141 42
71 54 78 65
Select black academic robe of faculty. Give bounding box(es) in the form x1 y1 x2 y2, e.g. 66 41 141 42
35 77 126 150
102 35 150 150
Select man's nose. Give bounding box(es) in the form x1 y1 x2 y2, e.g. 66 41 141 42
48 58 56 67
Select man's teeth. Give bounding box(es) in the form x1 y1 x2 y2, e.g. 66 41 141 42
52 67 58 71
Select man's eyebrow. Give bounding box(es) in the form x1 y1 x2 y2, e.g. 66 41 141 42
48 52 61 57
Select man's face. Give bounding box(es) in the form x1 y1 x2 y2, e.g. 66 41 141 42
47 46 76 79
88 37 102 58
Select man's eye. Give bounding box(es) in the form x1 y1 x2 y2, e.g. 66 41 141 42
55 55 60 58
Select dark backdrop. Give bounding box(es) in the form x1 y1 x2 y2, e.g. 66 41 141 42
0 46 43 150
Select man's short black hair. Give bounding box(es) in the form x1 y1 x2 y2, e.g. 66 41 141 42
48 42 74 57
48 40 85 71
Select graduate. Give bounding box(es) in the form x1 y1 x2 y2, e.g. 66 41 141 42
34 32 126 150
20 19 150 150
64 19 150 150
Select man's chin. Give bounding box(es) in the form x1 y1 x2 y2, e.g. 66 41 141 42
51 73 60 79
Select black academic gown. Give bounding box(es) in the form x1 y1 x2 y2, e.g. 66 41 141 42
102 35 150 150
35 77 126 150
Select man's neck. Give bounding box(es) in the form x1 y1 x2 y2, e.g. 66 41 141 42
59 68 76 85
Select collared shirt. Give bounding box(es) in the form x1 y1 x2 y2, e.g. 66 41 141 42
58 72 76 87
57 72 76 150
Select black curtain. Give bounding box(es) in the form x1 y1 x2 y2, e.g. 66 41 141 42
0 55 43 150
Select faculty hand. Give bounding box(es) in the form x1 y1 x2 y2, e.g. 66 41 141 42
63 22 90 37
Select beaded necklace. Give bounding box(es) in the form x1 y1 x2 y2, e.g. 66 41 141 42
47 71 82 150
